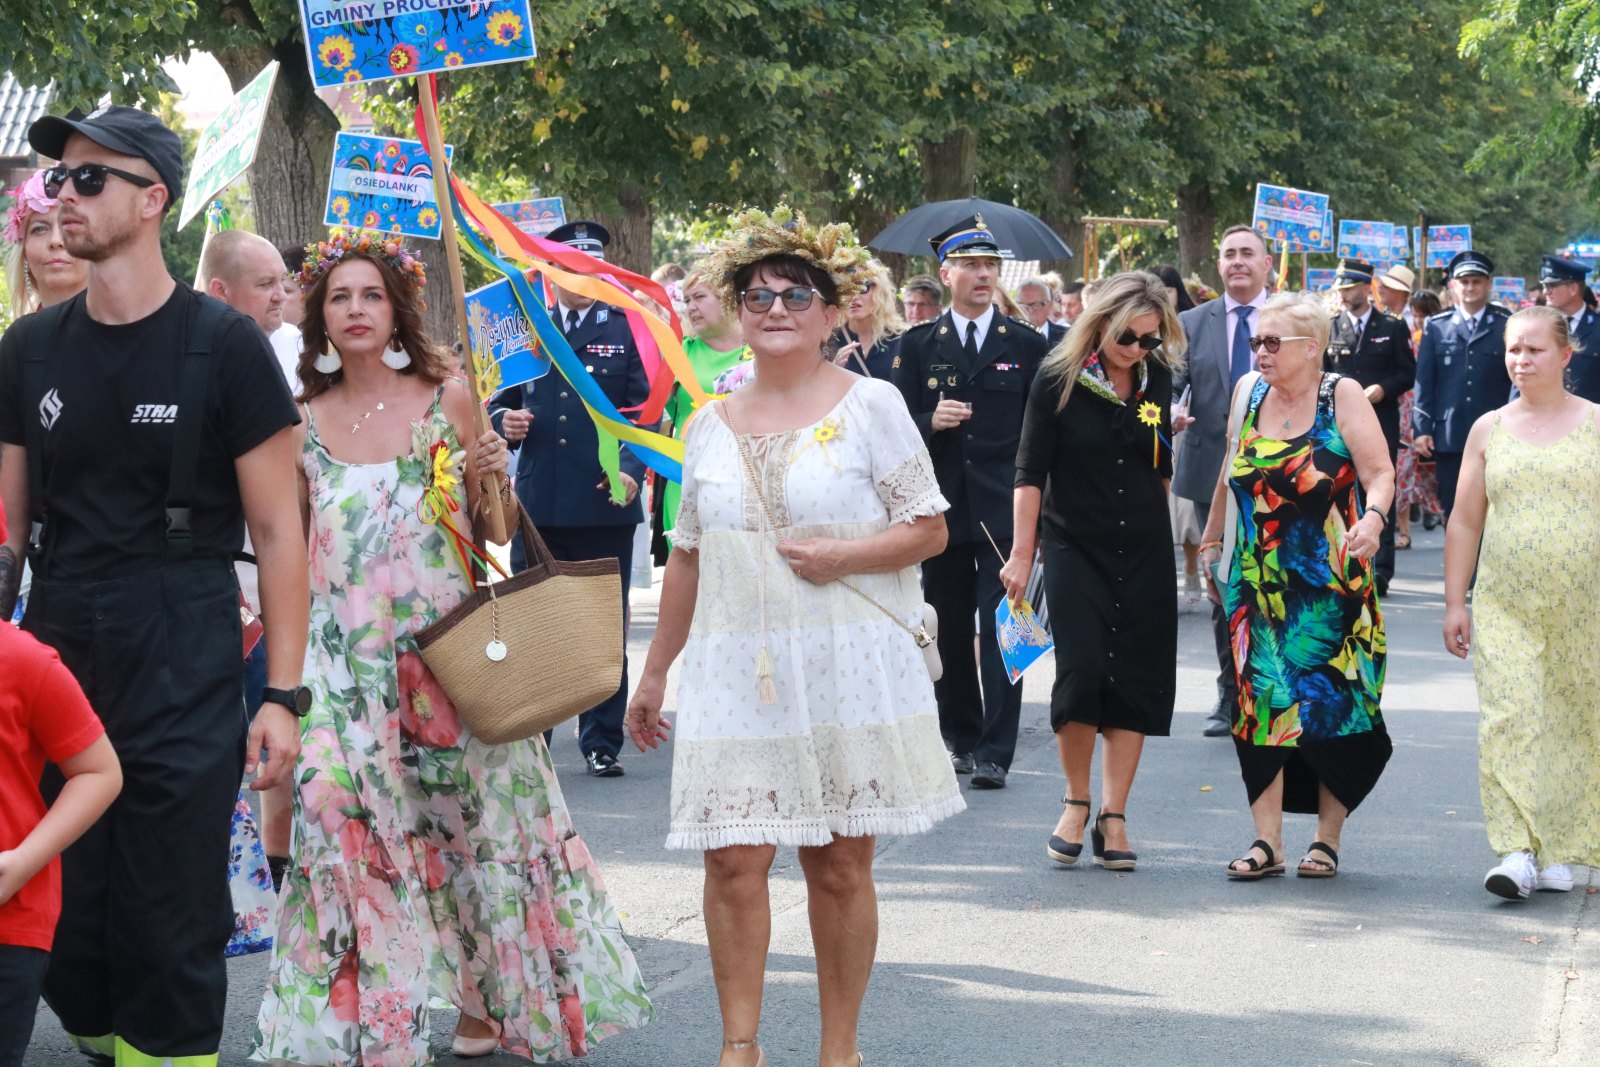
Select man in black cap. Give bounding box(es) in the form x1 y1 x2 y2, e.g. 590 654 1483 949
1413 249 1512 517
0 105 307 1066
893 215 1048 789
489 219 651 778
1539 255 1600 401
1325 260 1414 594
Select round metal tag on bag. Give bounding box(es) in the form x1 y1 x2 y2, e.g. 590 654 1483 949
485 639 508 662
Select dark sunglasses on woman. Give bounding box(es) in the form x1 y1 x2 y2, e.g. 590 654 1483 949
1115 328 1164 351
1248 334 1313 354
739 286 821 314
42 163 157 198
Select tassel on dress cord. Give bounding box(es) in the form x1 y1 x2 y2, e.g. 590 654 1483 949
756 644 778 705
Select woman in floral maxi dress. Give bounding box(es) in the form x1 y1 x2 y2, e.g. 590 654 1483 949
251 231 650 1066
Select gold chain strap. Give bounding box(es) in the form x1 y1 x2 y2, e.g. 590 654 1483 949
716 401 931 648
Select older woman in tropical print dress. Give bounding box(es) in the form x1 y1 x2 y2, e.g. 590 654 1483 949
1199 291 1395 883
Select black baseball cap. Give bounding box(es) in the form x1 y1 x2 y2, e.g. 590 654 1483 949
28 105 185 212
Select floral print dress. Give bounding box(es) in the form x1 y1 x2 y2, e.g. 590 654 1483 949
1222 374 1392 814
251 390 651 1066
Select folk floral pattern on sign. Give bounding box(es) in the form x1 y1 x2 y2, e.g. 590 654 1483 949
303 4 537 90
250 390 651 1066
1473 415 1600 865
1222 374 1386 748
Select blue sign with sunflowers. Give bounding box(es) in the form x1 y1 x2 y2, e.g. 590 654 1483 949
324 132 455 240
298 0 537 90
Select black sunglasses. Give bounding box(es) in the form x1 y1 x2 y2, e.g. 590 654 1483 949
1115 328 1164 351
1248 334 1314 354
43 163 157 198
739 286 820 314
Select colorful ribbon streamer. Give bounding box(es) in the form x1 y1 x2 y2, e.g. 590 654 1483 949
449 193 685 484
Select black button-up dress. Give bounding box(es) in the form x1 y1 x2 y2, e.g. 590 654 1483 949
1015 357 1177 734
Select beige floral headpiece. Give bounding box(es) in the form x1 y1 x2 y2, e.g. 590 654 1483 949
704 205 873 314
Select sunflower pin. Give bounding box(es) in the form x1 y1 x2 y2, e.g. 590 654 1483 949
1137 401 1164 468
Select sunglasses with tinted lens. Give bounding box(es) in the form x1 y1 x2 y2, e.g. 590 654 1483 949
1248 334 1314 354
1115 328 1164 351
739 286 820 314
42 163 157 198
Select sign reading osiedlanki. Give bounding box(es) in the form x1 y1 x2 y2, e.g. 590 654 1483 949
323 132 455 240
298 0 537 89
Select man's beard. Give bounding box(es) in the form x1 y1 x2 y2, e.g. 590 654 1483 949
62 216 138 263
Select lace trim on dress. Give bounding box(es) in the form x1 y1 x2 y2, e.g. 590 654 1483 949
741 429 801 530
878 450 947 525
665 719 966 850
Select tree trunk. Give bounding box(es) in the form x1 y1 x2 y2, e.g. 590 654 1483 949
919 129 977 203
214 39 340 258
1176 179 1217 287
1042 114 1085 280
589 180 653 278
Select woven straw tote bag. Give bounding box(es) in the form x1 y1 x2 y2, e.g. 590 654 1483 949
416 501 623 743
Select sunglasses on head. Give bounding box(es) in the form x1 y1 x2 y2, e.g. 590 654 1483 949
43 162 157 198
1114 328 1163 351
1248 334 1313 354
739 286 821 314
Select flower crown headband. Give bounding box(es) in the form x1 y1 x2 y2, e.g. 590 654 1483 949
4 169 57 245
703 205 873 314
300 227 427 300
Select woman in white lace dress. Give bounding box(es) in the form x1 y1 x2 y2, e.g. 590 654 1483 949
626 209 963 1067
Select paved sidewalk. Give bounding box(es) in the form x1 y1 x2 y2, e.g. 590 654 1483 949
26 527 1598 1066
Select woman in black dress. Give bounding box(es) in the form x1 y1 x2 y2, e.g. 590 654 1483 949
1002 271 1186 871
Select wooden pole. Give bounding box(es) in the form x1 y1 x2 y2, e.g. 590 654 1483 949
419 77 509 546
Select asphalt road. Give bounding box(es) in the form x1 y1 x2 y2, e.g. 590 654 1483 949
25 526 1598 1066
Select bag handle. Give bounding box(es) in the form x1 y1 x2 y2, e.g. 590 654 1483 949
714 400 930 646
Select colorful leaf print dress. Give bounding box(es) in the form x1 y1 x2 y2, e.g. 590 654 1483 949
1473 411 1600 865
1222 374 1391 813
251 390 651 1066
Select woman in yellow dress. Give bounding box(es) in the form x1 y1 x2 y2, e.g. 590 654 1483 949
1444 305 1600 901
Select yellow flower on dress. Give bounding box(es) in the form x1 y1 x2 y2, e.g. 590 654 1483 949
791 416 846 470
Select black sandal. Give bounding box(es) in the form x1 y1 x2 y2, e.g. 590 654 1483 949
1092 811 1137 871
1047 799 1092 866
1297 841 1339 878
1226 839 1286 880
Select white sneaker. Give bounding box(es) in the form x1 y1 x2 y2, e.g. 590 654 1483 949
1536 863 1574 893
1484 851 1537 900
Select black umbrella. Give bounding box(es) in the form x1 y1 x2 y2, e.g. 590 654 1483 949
867 197 1073 261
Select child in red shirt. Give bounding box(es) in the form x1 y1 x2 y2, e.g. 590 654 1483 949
0 500 121 1067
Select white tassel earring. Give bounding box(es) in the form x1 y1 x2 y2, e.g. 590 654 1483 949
380 332 412 370
313 347 343 374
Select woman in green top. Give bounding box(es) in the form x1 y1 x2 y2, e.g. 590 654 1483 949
663 271 750 540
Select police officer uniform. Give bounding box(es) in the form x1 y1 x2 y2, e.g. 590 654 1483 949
489 221 653 777
1413 249 1512 517
1324 260 1415 591
892 216 1048 787
1539 255 1600 402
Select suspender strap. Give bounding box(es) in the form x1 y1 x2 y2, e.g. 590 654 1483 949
18 295 75 565
165 295 225 562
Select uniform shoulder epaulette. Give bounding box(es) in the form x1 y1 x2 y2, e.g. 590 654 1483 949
1374 309 1403 324
1486 303 1513 317
904 317 940 336
1426 309 1454 323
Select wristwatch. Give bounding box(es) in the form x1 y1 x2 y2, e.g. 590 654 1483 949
261 685 312 718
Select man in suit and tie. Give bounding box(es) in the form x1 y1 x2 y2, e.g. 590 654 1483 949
1017 276 1067 347
894 215 1048 789
490 220 652 778
1325 260 1416 595
1539 255 1600 401
1172 223 1272 737
1413 249 1512 518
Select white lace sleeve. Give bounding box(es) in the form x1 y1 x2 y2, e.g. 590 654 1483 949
668 406 710 550
862 380 948 525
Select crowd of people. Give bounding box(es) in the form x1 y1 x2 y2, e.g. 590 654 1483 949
0 101 1596 1067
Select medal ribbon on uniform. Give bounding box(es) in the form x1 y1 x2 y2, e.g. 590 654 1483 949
417 441 509 582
